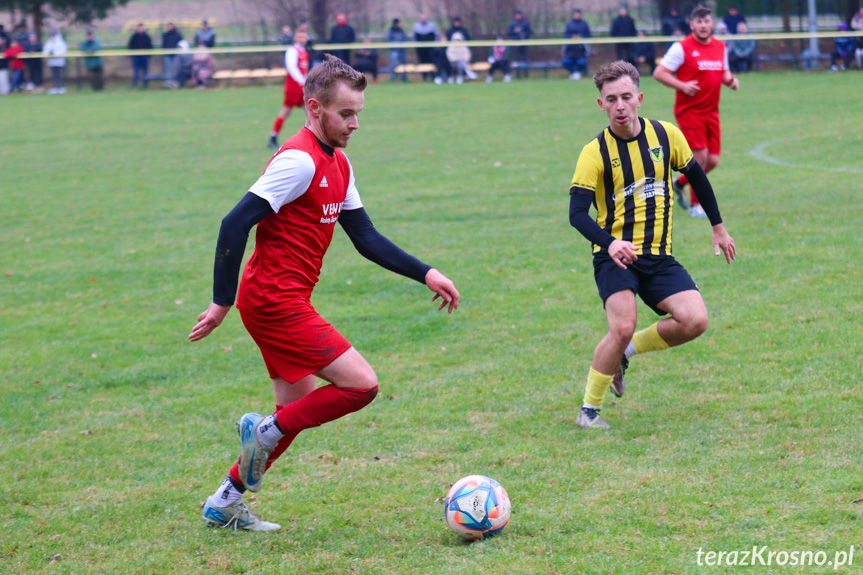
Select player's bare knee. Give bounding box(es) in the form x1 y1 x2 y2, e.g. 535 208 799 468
353 366 378 391
684 310 709 339
609 323 636 348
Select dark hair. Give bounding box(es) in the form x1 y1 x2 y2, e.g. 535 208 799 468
690 5 712 20
593 60 640 92
304 54 368 105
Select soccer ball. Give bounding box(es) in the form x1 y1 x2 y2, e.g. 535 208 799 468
444 475 511 540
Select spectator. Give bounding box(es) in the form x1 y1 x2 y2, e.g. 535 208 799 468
562 9 591 80
724 6 747 34
432 45 452 84
175 39 193 87
446 16 471 41
0 37 9 95
610 5 638 64
486 35 511 82
195 20 216 48
628 29 656 75
852 8 863 68
5 38 25 92
0 25 10 46
662 6 690 39
353 37 379 84
506 10 532 78
162 22 183 88
192 41 214 89
412 13 440 81
386 18 408 82
329 12 355 65
446 31 477 84
278 25 293 46
715 21 729 35
80 30 105 91
830 23 854 70
43 30 67 95
128 23 153 88
24 32 43 92
728 22 756 72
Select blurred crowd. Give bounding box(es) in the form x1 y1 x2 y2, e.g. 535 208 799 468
1 5 861 95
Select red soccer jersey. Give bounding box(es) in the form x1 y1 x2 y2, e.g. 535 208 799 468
284 44 309 99
660 34 728 117
237 128 363 309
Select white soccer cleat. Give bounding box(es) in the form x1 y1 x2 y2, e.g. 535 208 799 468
237 413 274 492
201 497 281 531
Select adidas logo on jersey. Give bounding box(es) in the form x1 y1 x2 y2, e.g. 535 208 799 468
319 176 329 187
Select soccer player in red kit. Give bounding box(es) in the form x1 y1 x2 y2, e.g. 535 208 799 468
268 29 310 150
653 5 739 218
191 55 460 531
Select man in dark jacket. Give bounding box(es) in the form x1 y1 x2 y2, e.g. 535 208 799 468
662 6 689 37
445 16 471 40
562 9 591 80
506 10 532 78
610 5 637 63
629 29 656 74
386 19 408 81
128 23 153 88
162 23 183 87
329 12 355 64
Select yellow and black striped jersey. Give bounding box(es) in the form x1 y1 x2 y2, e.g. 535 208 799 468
570 118 693 255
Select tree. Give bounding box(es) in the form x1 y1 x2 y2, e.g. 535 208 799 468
0 0 130 39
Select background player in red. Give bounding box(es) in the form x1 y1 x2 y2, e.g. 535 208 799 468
191 55 460 531
653 5 739 218
268 29 310 150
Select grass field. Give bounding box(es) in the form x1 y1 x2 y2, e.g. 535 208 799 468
1 72 861 574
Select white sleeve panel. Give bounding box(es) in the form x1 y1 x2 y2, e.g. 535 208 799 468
342 157 364 210
285 47 304 83
723 45 730 71
249 149 315 213
659 42 685 72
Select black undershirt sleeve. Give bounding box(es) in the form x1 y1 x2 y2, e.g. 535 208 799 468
212 192 274 306
569 190 616 250
681 160 723 226
338 207 431 284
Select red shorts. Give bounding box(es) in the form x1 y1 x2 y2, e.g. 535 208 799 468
240 299 351 383
676 110 721 156
283 84 304 108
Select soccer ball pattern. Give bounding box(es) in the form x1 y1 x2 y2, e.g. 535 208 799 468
444 475 511 540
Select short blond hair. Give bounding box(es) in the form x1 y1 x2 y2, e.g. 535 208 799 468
304 54 367 105
592 60 640 93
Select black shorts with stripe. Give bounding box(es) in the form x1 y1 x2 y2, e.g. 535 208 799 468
593 253 698 316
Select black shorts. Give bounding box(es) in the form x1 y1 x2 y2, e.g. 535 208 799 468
593 253 698 316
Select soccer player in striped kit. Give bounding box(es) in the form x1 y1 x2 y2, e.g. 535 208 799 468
192 55 460 530
568 61 736 429
653 5 739 218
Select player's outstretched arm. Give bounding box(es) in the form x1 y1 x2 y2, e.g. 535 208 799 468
189 303 231 341
425 268 460 313
711 224 737 264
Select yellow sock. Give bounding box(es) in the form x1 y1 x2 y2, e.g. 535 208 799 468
583 367 614 408
632 322 670 355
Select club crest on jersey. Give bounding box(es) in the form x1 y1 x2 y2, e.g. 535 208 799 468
611 158 621 168
649 147 664 163
692 50 700 57
319 176 329 187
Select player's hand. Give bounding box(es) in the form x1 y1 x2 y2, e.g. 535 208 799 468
425 268 460 313
728 76 740 90
681 80 700 96
711 223 737 264
608 240 639 269
189 302 232 341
